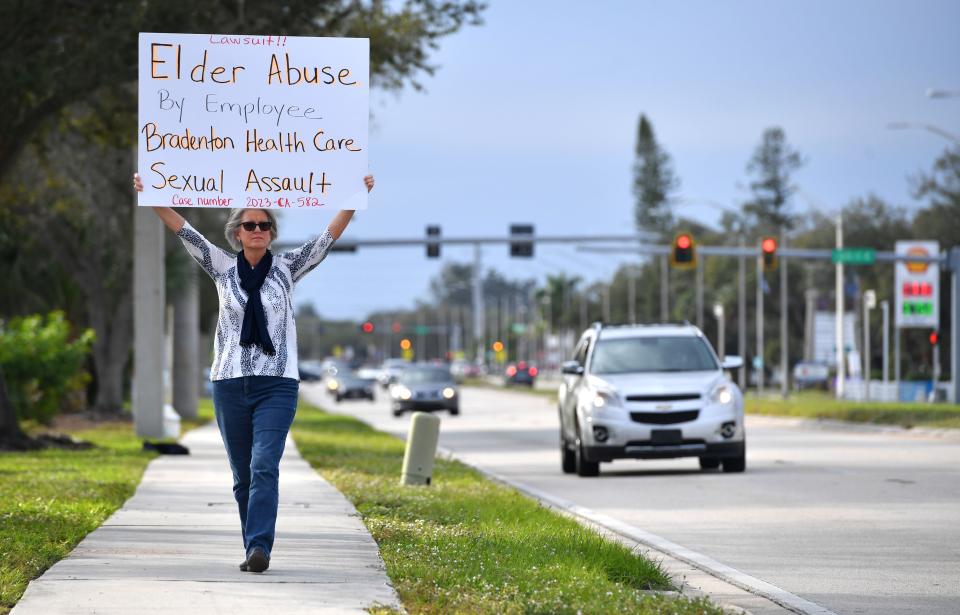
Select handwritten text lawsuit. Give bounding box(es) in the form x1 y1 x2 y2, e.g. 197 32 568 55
142 37 365 209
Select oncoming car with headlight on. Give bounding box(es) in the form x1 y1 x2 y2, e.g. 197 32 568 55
389 365 459 417
559 323 745 477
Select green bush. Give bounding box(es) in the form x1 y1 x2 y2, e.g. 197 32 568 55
0 311 94 424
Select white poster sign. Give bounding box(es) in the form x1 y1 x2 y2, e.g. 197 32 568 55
137 33 369 210
894 240 940 329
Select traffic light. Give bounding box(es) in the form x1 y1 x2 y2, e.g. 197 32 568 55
929 330 939 346
761 237 778 271
426 225 441 258
400 338 412 350
670 233 696 270
509 224 534 257
492 341 504 353
361 321 374 333
391 322 402 334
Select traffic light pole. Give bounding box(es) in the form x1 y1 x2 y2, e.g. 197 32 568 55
780 228 789 398
951 247 960 404
473 243 485 366
738 238 747 391
756 247 764 395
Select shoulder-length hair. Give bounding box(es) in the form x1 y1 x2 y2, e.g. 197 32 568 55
224 208 279 252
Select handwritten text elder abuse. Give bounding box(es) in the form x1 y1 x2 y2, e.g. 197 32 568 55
137 33 369 210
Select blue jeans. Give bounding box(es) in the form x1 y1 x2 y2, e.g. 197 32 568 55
212 376 299 558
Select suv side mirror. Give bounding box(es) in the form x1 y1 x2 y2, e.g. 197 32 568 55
561 360 584 376
722 356 744 370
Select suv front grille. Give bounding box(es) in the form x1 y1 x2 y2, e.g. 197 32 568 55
630 410 700 424
625 393 700 402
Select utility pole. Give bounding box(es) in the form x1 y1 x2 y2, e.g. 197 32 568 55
472 243 484 366
780 228 789 399
863 290 876 401
738 236 747 391
835 215 846 399
952 247 960 404
602 284 611 323
696 256 704 329
627 266 637 324
133 206 165 439
714 303 725 361
756 246 764 395
660 255 669 321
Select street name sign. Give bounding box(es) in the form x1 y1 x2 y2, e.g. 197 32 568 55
831 247 876 265
894 240 939 329
137 33 369 210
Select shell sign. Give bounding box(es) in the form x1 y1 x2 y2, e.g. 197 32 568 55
895 241 939 329
905 246 930 274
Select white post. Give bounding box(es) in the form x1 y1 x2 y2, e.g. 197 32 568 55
780 228 788 398
881 300 889 385
133 206 166 439
835 215 845 399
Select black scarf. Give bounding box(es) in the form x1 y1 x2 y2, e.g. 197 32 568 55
237 250 276 356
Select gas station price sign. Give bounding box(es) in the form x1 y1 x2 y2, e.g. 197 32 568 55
894 241 939 328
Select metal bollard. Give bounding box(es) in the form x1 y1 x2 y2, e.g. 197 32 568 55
400 412 441 486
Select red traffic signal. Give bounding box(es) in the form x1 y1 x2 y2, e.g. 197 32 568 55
391 322 402 333
761 237 778 271
361 321 374 333
670 233 696 270
929 331 939 346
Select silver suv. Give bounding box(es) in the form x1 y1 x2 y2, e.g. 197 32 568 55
559 323 745 477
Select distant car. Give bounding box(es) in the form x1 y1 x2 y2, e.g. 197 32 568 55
319 358 351 380
451 359 485 382
378 358 411 389
559 323 745 477
505 361 538 387
390 365 459 417
298 360 324 382
327 371 376 402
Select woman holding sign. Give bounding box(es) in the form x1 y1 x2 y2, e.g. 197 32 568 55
134 172 374 573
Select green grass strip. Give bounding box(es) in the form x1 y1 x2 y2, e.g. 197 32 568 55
745 392 960 429
0 400 215 614
291 403 723 615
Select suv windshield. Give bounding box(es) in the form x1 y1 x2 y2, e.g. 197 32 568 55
402 368 453 384
590 336 718 374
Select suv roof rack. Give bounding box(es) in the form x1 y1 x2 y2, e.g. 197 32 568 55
591 321 694 330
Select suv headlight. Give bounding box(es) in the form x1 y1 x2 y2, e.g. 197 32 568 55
710 382 734 406
591 390 621 410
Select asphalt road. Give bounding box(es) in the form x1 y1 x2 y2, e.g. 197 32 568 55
302 383 960 615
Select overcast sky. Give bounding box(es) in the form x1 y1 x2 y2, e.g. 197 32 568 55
281 0 960 320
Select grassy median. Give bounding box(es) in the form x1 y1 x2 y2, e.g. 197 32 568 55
0 401 215 614
291 403 722 615
745 391 960 429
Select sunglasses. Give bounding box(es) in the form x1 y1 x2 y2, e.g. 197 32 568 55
240 221 273 232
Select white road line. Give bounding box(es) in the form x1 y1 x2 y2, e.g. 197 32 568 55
443 448 839 615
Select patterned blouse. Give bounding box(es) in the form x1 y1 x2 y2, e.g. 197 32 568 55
176 221 335 381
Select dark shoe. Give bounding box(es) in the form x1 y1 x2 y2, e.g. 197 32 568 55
246 547 269 573
239 558 249 572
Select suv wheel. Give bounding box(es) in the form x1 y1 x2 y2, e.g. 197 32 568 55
722 449 746 473
574 423 600 477
699 457 721 470
560 426 576 474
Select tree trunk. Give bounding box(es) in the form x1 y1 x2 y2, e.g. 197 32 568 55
0 364 35 450
88 287 133 415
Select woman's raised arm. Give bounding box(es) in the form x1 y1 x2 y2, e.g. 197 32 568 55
133 173 185 233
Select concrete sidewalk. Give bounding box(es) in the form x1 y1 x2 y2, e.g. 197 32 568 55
12 421 401 614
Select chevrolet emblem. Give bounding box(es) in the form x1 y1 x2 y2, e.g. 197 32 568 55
655 404 672 411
